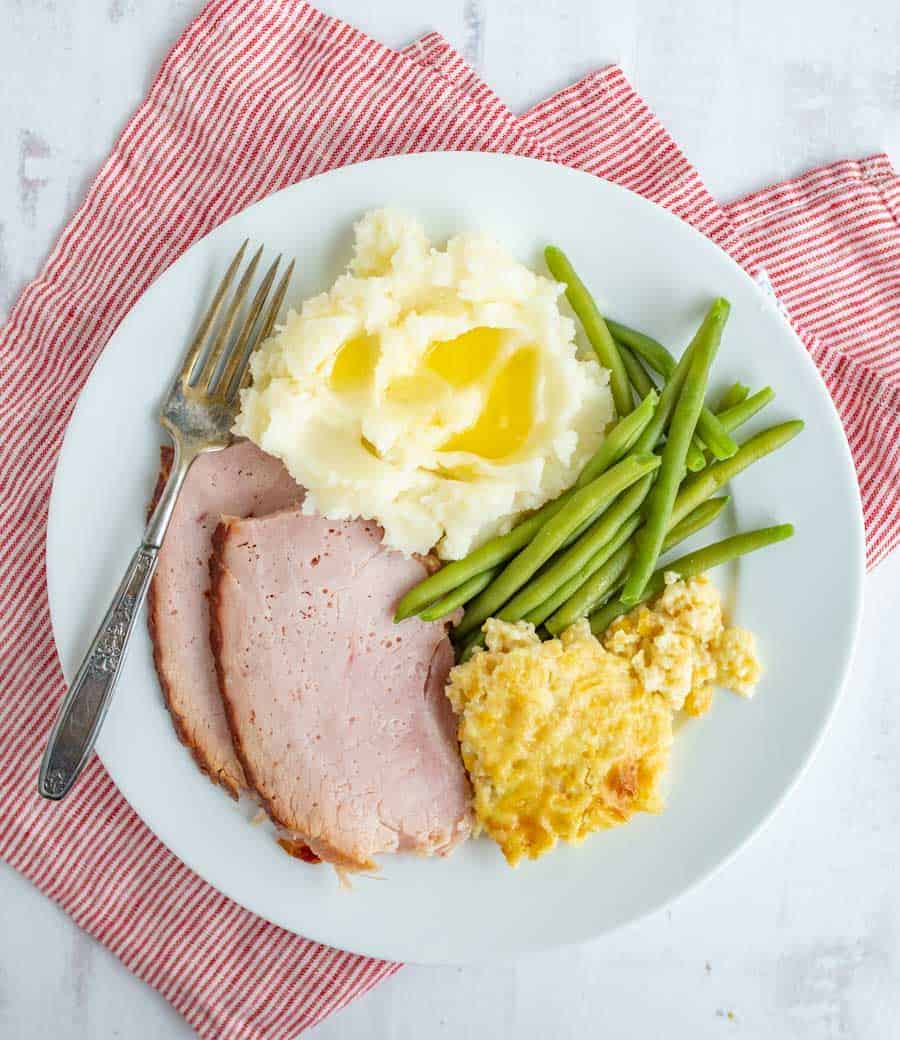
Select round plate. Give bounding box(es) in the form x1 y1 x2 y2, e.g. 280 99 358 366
47 152 864 963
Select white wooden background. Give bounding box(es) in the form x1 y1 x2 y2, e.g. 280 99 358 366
2 1 899 1037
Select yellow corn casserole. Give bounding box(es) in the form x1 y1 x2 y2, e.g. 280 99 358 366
446 575 761 865
445 619 673 866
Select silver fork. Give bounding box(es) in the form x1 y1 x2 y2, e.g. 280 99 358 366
38 243 294 801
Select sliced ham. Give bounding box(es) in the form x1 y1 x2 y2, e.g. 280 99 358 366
148 441 303 796
209 510 473 870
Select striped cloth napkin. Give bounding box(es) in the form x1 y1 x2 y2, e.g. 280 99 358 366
1 1 897 1037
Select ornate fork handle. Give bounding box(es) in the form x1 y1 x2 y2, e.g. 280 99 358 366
39 444 196 800
38 544 159 799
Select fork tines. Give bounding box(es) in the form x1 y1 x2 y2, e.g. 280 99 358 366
179 242 294 403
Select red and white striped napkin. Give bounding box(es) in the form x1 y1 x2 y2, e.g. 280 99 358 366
1 1 897 1036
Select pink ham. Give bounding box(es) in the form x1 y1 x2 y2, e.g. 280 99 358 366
148 441 303 796
209 509 473 870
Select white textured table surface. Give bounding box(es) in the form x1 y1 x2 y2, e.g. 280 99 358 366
2 2 898 1037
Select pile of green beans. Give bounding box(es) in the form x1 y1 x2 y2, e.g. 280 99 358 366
392 248 803 658
545 418 802 635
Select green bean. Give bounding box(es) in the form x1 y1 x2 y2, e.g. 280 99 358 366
630 341 696 454
671 420 803 528
686 383 749 467
395 392 658 621
544 496 729 635
623 298 730 604
618 343 656 402
685 437 707 472
418 567 499 622
686 384 756 471
544 246 632 416
612 334 708 471
524 519 639 627
496 474 654 623
696 399 738 460
716 386 774 434
575 389 657 489
589 524 795 635
455 453 662 637
542 529 637 634
606 320 674 377
608 317 737 460
393 493 572 621
662 496 730 549
717 382 750 412
563 396 655 548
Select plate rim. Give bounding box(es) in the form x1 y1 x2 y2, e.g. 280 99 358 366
46 150 866 963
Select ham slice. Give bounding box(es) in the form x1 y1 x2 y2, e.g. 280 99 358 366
148 441 303 796
209 510 473 870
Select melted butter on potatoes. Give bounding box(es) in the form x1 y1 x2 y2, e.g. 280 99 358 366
235 209 613 559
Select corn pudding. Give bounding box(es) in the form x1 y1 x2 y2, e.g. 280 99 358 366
447 576 761 864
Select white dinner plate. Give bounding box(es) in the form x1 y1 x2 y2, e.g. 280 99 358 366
47 152 864 963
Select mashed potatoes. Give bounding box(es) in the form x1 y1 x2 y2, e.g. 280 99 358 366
235 210 613 558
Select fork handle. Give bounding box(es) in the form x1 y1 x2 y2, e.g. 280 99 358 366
38 544 159 800
39 445 197 800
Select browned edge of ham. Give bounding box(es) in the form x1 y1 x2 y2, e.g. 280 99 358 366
206 518 319 858
145 446 244 797
146 446 319 862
